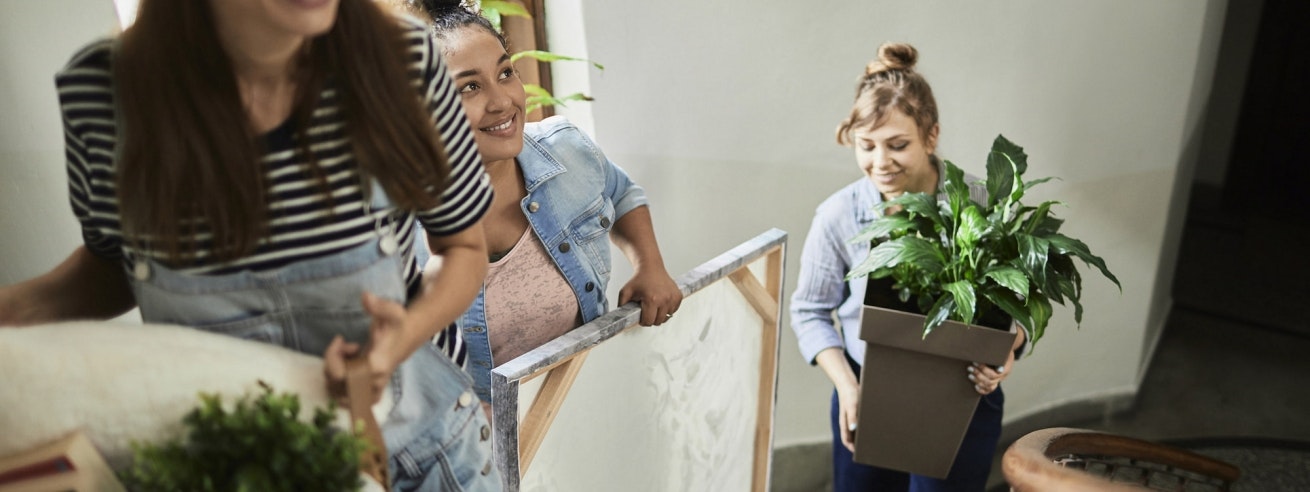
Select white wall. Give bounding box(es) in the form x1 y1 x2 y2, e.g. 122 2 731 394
571 0 1229 446
0 2 120 287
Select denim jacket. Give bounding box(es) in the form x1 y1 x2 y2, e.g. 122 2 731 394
459 116 647 401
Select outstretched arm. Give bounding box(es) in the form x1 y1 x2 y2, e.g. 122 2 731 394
611 206 682 326
0 246 135 326
325 222 489 403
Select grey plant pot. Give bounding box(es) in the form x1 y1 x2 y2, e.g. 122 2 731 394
853 303 1016 479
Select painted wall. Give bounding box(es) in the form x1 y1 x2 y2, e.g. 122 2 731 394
0 2 123 291
566 0 1230 446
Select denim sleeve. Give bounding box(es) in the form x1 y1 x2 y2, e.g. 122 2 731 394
576 131 646 218
790 205 852 364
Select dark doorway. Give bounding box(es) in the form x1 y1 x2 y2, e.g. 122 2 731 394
1173 0 1310 337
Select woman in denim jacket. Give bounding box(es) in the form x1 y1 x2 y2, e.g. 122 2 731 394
414 3 684 407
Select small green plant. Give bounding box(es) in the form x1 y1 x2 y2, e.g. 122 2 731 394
479 0 604 114
846 135 1120 346
120 382 370 492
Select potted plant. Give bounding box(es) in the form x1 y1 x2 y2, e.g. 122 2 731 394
119 383 377 492
844 135 1120 477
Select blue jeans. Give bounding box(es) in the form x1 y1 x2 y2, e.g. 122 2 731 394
830 383 1003 492
129 234 501 491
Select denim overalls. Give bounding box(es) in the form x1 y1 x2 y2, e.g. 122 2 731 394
126 180 502 491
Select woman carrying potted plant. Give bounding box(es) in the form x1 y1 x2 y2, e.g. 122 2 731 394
790 43 1024 491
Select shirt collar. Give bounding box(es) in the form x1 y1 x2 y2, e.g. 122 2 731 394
515 134 567 192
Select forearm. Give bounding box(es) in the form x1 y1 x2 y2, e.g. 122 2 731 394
0 246 134 326
399 228 488 354
610 206 668 274
815 346 858 391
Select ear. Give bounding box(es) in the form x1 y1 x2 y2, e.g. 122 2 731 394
925 124 941 154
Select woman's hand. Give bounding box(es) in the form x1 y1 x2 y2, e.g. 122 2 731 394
322 292 416 405
968 327 1024 395
618 268 683 326
835 379 861 453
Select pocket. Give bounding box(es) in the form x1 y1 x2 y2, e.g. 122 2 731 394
569 197 615 277
190 311 287 346
389 395 497 492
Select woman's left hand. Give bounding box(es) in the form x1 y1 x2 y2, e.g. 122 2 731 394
618 268 683 326
323 292 413 405
967 348 1015 396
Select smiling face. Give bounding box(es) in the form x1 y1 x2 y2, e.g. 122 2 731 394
442 26 526 165
852 110 940 200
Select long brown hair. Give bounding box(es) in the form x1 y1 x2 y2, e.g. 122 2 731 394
836 43 939 147
114 0 450 263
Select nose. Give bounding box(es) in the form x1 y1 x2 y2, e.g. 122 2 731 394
871 147 894 171
485 83 513 114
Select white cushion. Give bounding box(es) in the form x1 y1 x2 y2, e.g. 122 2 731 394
0 322 352 468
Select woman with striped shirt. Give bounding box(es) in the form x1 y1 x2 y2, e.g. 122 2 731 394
0 0 500 489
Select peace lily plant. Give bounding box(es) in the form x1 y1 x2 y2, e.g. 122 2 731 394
846 135 1120 346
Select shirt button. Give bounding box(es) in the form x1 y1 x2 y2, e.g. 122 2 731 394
528 202 540 213
481 460 493 476
458 391 474 408
132 262 151 281
599 216 611 228
585 282 595 292
465 326 485 334
480 425 491 441
559 242 571 253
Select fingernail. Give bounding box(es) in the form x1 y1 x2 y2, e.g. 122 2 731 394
847 422 857 432
967 374 976 382
974 384 983 392
997 366 1005 374
967 366 975 373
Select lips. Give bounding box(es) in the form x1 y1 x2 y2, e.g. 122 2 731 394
479 113 517 137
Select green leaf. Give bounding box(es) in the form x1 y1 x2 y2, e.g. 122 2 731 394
483 8 502 32
879 191 942 224
984 266 1028 296
850 214 917 244
1027 293 1053 345
1015 233 1050 287
942 160 970 219
481 0 531 19
943 280 976 325
955 205 987 250
1046 234 1121 290
923 294 956 337
1023 200 1060 234
846 236 945 280
981 286 1033 334
511 50 605 70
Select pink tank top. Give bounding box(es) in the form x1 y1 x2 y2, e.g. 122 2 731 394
485 228 583 365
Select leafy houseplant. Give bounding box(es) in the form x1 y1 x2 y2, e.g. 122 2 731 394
119 383 370 492
478 0 604 114
846 135 1120 346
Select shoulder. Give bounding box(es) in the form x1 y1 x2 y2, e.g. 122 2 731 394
523 116 600 160
524 115 586 143
815 179 872 217
56 38 113 83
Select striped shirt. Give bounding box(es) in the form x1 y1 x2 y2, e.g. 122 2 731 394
55 17 489 367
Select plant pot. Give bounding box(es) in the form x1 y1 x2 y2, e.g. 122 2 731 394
853 281 1017 478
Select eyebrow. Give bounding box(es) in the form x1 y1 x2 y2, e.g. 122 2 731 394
453 54 512 80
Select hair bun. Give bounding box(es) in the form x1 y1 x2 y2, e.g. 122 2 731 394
865 42 918 75
415 0 466 17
